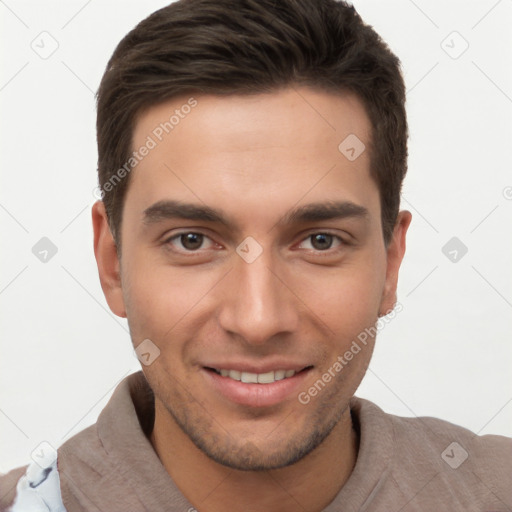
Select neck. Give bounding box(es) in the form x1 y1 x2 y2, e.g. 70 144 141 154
149 399 358 512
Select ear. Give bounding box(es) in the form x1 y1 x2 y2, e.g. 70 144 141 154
92 200 127 318
378 210 412 316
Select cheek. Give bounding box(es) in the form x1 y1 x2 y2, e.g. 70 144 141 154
121 255 219 343
293 256 385 342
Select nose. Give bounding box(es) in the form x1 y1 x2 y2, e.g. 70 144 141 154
217 247 299 346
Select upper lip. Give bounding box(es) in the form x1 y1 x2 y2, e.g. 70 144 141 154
202 360 312 374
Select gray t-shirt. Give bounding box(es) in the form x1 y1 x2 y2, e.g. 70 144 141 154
1 371 511 511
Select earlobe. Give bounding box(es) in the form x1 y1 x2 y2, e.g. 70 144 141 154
378 210 412 317
91 201 127 318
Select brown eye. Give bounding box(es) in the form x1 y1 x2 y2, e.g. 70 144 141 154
180 233 204 250
165 232 215 252
297 232 344 252
310 233 333 251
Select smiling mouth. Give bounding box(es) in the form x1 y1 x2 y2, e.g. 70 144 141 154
205 367 312 384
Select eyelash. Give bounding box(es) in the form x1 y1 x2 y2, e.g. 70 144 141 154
163 231 348 255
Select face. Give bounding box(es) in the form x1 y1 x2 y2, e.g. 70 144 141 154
93 86 410 471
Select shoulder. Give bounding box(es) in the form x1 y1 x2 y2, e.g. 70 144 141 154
0 373 144 512
0 422 107 512
0 466 27 511
353 396 512 463
353 397 512 508
0 459 65 512
393 411 511 507
386 405 512 469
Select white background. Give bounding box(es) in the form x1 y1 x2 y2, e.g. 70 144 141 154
1 0 511 472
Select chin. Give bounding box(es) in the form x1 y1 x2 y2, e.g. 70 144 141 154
174 406 344 472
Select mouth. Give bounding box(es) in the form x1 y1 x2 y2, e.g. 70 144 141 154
205 367 309 384
202 365 313 407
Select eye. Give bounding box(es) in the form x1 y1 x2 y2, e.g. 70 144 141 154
298 233 344 251
165 232 216 252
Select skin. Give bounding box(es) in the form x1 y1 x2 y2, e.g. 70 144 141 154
92 86 411 512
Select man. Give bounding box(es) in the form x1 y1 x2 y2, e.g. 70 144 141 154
1 0 510 510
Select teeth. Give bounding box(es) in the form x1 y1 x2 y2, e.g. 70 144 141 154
215 368 297 384
257 371 275 384
241 372 258 383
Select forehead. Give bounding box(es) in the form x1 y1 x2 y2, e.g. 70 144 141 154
126 87 378 227
132 87 371 161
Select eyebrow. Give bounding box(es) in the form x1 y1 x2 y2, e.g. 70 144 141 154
142 199 369 231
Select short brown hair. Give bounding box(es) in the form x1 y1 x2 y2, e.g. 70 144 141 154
96 0 408 249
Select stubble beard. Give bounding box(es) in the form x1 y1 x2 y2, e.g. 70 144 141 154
150 367 350 472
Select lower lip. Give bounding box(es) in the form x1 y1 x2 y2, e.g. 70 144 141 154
202 368 311 408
